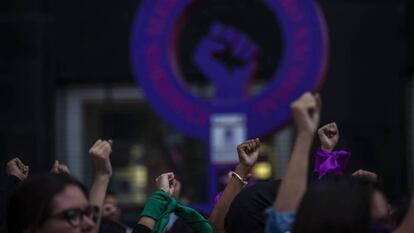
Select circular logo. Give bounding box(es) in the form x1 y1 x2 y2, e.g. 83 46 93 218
130 0 328 140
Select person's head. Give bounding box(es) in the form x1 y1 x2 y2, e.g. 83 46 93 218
292 175 390 233
102 192 121 222
6 173 98 233
225 180 281 233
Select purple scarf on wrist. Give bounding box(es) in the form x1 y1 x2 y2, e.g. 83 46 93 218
314 149 351 179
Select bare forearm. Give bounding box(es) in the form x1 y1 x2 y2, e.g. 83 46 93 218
89 175 110 233
90 175 110 205
209 164 248 232
274 132 313 212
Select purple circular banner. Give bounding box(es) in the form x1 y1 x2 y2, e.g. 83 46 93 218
130 0 328 140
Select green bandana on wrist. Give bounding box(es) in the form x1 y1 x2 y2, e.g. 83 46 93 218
139 190 212 233
175 204 213 233
139 190 177 233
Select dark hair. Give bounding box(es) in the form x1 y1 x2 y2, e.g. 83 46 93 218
99 219 126 233
292 175 373 233
225 179 281 233
6 173 88 233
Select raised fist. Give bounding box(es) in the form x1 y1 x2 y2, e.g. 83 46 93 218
318 122 339 152
155 172 176 196
89 139 113 178
50 160 71 176
235 138 260 178
193 22 257 100
291 92 321 134
6 157 29 181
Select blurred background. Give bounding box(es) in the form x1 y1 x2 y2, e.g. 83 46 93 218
0 0 413 225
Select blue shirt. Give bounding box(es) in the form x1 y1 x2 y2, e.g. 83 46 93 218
264 208 295 233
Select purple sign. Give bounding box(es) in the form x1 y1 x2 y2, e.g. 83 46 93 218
130 0 328 140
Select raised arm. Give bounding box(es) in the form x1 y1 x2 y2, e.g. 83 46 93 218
135 172 176 233
1 157 29 224
6 157 29 181
209 138 260 233
314 122 351 179
88 139 113 233
274 92 321 212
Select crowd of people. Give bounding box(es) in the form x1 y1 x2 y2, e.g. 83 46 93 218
1 92 414 233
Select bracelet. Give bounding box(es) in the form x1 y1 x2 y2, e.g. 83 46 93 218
228 171 248 186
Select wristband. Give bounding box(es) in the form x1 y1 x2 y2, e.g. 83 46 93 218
229 171 248 186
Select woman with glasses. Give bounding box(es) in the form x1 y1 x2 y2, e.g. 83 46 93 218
6 173 99 233
5 139 113 233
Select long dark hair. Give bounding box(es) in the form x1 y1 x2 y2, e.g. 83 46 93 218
6 173 88 233
292 175 373 233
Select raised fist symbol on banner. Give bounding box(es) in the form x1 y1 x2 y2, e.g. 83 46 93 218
193 22 258 101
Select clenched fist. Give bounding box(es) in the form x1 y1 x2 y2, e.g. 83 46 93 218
291 92 321 135
89 139 113 178
156 172 176 196
318 122 339 152
236 138 260 178
6 157 29 181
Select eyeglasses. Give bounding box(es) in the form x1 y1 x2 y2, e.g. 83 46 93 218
48 205 100 227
